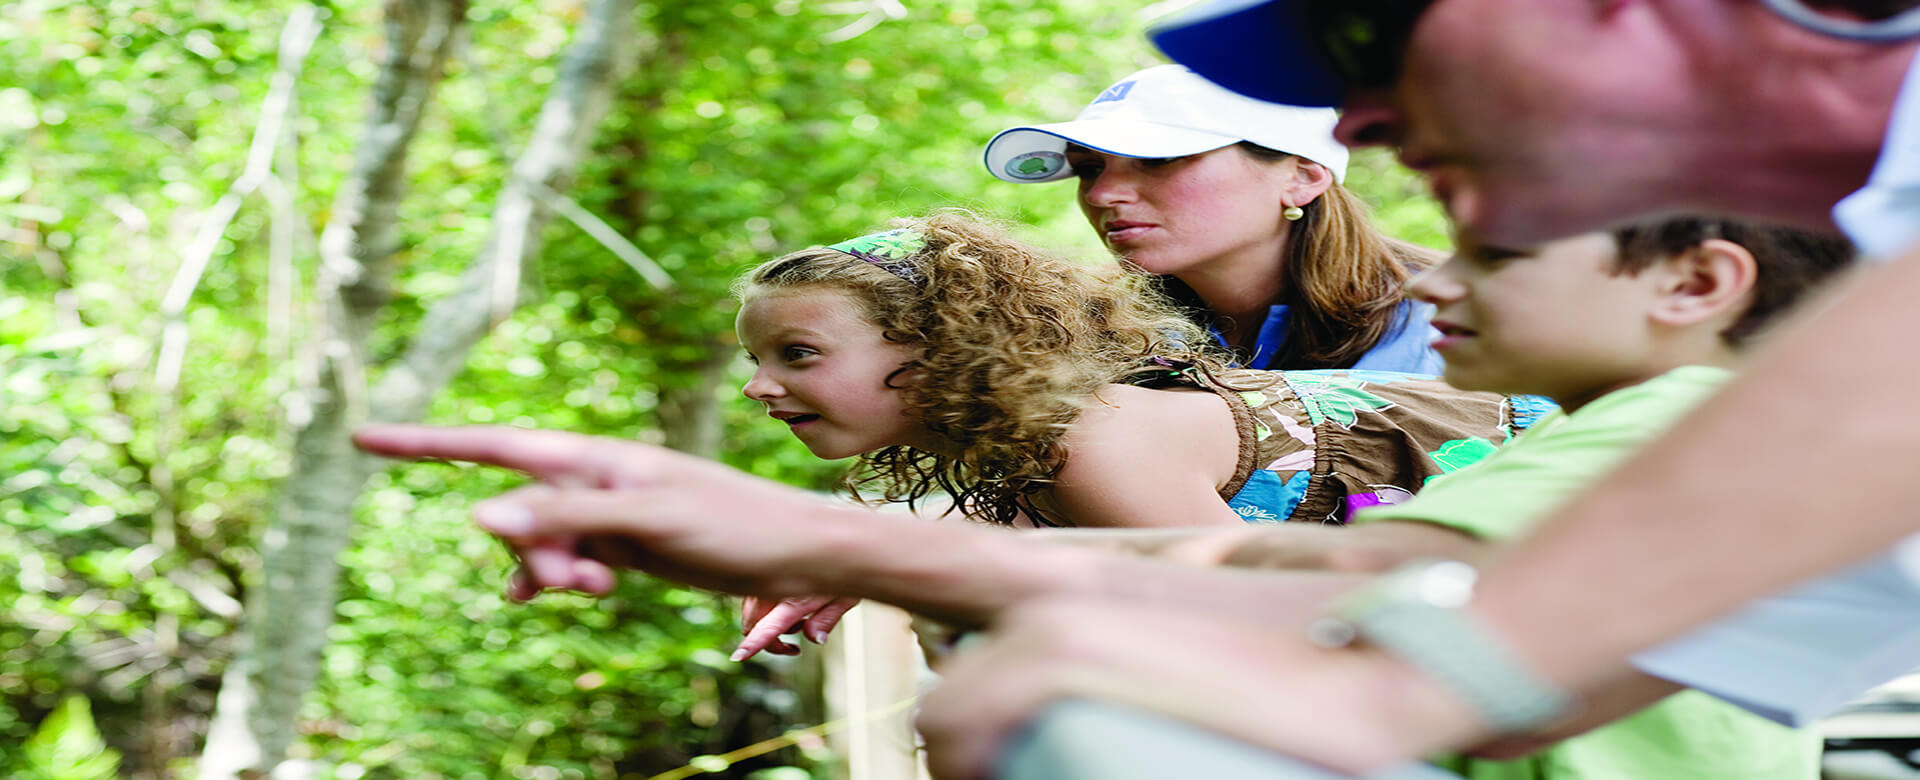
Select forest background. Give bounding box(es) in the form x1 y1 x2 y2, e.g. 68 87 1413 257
0 1 1448 778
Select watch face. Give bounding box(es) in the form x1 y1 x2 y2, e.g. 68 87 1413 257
1308 559 1478 648
1407 560 1478 608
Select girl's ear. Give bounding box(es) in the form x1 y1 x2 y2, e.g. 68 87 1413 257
883 360 925 390
1650 238 1757 329
1285 158 1337 208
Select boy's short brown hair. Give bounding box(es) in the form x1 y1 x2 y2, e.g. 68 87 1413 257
1608 218 1857 346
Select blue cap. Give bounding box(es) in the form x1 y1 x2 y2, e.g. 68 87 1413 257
1148 0 1346 108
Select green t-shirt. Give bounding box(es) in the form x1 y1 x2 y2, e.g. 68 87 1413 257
1358 366 1820 780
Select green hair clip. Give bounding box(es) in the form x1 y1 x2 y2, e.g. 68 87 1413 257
828 229 927 282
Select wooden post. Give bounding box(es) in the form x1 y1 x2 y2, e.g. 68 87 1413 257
823 602 931 780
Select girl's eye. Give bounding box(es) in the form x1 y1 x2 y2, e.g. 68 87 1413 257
781 345 818 362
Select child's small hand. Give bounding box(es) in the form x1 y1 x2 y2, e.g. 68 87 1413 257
734 595 861 661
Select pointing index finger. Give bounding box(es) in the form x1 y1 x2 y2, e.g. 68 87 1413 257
353 424 614 483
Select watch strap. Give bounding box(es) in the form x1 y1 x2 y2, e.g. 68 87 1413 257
1312 560 1573 733
1356 594 1574 732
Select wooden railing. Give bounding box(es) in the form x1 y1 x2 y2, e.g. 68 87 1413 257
822 602 931 780
1002 700 1462 779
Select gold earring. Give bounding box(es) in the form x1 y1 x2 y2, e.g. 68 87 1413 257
1283 205 1305 221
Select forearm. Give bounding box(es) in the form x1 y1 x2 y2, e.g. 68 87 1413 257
1469 257 1920 693
1026 521 1484 573
1464 671 1683 758
816 508 1368 626
809 506 1113 625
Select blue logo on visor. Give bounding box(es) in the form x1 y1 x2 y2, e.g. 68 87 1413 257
1092 80 1135 105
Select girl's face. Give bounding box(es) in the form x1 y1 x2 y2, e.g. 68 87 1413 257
1068 145 1298 279
736 287 938 460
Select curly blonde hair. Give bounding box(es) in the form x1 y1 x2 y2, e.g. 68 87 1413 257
736 210 1246 525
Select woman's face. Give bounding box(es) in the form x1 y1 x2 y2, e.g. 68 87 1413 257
1068 145 1299 280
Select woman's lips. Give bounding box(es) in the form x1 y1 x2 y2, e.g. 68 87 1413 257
1104 221 1154 244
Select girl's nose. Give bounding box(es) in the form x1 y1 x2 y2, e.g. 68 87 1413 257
741 370 784 401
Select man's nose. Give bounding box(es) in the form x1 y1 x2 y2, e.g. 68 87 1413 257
1333 89 1403 149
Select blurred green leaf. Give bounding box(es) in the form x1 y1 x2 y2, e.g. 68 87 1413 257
23 695 121 780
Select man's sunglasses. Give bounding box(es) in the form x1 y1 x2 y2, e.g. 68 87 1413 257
1305 0 1920 93
1761 0 1920 40
1306 0 1438 91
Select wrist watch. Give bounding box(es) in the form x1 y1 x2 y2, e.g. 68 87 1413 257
1307 558 1573 733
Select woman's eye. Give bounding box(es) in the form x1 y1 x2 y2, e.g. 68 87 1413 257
1139 155 1186 169
1069 161 1102 180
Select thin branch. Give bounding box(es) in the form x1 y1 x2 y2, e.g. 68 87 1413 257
821 0 907 43
370 0 636 422
460 29 671 291
535 182 675 289
154 5 323 392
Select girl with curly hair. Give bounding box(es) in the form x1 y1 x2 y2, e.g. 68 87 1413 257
730 211 1544 658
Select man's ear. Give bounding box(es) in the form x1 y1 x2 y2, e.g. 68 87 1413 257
1285 158 1337 208
1650 238 1757 329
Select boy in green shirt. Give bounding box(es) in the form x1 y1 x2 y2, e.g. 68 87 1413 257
1288 219 1857 778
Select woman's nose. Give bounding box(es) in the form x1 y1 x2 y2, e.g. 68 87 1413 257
1082 163 1138 208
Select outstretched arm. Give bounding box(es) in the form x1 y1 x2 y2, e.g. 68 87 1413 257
354 425 1363 626
1023 520 1486 572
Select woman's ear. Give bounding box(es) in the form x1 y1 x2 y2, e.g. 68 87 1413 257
1650 238 1758 329
1285 158 1337 208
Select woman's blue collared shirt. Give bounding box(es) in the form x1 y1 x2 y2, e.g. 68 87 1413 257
1219 300 1444 374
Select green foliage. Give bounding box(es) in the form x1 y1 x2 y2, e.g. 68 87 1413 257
0 0 1449 778
23 695 122 780
310 471 820 778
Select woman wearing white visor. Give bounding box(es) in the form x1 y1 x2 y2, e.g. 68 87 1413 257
985 65 1441 373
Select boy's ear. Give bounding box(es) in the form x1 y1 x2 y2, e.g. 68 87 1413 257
1649 238 1757 329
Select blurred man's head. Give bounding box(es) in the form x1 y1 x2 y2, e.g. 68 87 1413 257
1153 0 1914 244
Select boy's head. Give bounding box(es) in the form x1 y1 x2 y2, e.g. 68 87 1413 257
1412 217 1856 408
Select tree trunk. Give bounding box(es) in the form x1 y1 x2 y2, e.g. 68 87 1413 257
200 2 465 775
657 332 736 458
200 0 633 774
